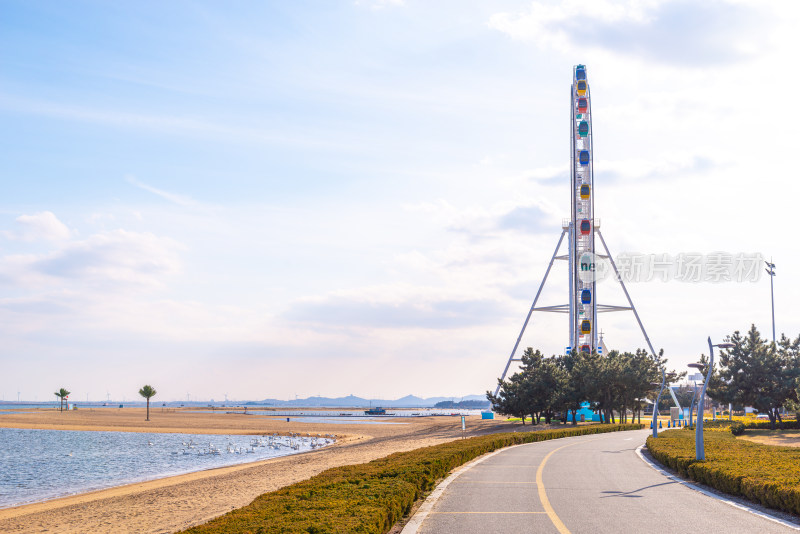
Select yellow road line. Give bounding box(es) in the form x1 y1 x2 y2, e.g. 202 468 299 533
537 440 594 534
454 480 538 484
430 511 548 514
470 464 540 467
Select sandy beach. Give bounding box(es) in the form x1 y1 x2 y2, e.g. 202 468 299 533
0 408 518 533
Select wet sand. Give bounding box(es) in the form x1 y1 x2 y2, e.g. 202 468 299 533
0 408 518 533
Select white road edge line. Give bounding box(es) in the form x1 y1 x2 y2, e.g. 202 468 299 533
400 443 528 534
635 445 800 531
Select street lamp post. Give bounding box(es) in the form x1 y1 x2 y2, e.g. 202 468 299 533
689 338 735 460
688 381 697 427
650 369 666 438
766 260 776 343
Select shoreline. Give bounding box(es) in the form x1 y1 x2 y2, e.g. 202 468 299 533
0 428 349 513
0 408 514 533
0 436 359 522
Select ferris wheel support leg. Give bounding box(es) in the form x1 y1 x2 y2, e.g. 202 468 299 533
596 229 682 410
494 228 567 396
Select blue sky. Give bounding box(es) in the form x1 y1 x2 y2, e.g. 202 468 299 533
1 0 797 402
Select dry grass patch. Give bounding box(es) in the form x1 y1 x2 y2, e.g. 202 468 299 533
738 430 800 447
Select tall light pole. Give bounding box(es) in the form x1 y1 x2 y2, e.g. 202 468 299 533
688 379 697 427
689 338 735 460
766 260 776 343
650 369 674 438
650 370 665 438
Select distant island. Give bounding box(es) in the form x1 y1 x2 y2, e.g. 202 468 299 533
433 400 491 409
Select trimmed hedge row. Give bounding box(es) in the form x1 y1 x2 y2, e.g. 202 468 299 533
646 428 800 515
182 423 643 534
698 420 746 435
739 419 800 430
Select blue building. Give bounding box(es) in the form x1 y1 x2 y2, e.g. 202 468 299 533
570 401 602 422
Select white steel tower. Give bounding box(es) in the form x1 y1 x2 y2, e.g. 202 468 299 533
493 65 681 409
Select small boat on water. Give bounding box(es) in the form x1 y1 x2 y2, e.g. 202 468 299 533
364 407 386 415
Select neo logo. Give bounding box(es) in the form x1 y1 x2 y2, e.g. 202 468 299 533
578 252 611 283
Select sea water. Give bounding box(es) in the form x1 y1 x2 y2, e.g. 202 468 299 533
0 428 332 509
186 411 408 424
271 416 407 425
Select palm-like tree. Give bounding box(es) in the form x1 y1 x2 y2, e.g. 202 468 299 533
139 385 157 421
54 388 70 412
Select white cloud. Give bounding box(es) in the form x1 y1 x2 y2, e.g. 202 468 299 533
597 153 715 183
285 290 510 330
528 164 569 182
488 0 766 65
126 175 197 207
4 211 71 242
403 197 561 236
489 0 656 48
0 229 182 289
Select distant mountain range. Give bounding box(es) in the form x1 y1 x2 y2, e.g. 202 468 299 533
0 394 491 408
246 394 489 408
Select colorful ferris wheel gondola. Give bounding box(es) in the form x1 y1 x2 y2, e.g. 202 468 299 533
580 184 591 199
579 150 590 165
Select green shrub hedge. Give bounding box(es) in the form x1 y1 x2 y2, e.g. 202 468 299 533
729 422 746 435
700 418 800 434
702 418 800 431
181 423 642 534
741 419 800 430
646 428 800 515
697 420 746 435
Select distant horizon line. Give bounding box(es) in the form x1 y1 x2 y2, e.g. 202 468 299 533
1 393 489 405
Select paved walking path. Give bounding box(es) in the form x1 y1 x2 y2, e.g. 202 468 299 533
410 429 799 534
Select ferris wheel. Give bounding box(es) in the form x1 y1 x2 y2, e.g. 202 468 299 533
569 64 597 354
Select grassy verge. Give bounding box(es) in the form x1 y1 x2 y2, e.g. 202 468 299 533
181 423 642 534
646 427 800 515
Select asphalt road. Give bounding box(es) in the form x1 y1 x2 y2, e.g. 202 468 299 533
411 428 799 534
